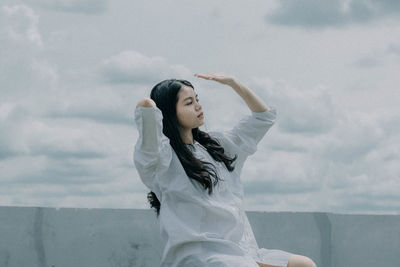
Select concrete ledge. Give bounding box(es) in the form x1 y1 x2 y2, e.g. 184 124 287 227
0 206 398 266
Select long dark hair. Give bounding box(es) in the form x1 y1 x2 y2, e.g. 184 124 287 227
147 79 238 216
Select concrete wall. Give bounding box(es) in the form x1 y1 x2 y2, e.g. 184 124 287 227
0 206 399 267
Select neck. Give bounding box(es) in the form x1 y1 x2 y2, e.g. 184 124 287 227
180 128 194 144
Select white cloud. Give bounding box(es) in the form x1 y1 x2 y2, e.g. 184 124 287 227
236 76 400 214
0 3 134 208
351 41 400 69
0 0 399 214
1 4 43 48
99 50 192 84
250 77 337 134
0 4 59 97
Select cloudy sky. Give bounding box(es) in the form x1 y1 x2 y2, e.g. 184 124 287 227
1 0 399 215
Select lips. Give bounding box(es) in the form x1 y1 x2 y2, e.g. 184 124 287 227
198 112 204 118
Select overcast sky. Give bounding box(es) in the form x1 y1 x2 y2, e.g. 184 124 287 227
1 0 399 215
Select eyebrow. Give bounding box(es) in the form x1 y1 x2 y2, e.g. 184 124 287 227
183 94 199 101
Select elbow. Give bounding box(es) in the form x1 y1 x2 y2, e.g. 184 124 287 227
133 148 160 170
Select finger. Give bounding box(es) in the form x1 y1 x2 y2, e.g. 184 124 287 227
206 72 219 78
195 73 214 80
194 73 208 78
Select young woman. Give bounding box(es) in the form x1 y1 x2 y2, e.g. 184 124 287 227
133 72 317 267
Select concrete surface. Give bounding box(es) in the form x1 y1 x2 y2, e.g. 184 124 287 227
0 206 399 267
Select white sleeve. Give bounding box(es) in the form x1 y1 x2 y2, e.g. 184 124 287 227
133 106 172 191
209 107 277 168
225 106 277 156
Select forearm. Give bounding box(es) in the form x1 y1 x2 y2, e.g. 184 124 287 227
230 80 271 113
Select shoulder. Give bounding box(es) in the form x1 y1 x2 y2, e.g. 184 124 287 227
208 130 226 145
207 130 238 156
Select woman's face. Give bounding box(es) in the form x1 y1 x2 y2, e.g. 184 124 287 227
176 85 204 130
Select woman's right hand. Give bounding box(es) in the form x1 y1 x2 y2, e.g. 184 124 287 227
136 98 156 108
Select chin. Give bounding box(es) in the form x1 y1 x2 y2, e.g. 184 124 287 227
192 123 203 129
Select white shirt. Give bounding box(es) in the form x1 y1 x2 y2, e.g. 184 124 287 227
133 105 291 267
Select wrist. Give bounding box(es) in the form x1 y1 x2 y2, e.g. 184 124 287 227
228 78 241 88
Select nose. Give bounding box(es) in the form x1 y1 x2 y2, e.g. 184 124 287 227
196 102 202 111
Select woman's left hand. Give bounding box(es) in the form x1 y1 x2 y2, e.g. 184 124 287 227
194 72 238 87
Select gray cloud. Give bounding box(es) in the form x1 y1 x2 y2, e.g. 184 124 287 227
51 113 130 125
29 147 107 160
244 179 320 195
0 106 30 159
386 43 400 56
30 0 107 14
10 166 97 185
45 106 132 126
353 56 381 68
331 190 400 214
265 0 400 29
0 145 20 159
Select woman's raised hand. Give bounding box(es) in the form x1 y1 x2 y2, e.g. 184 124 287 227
194 72 238 87
136 97 156 108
